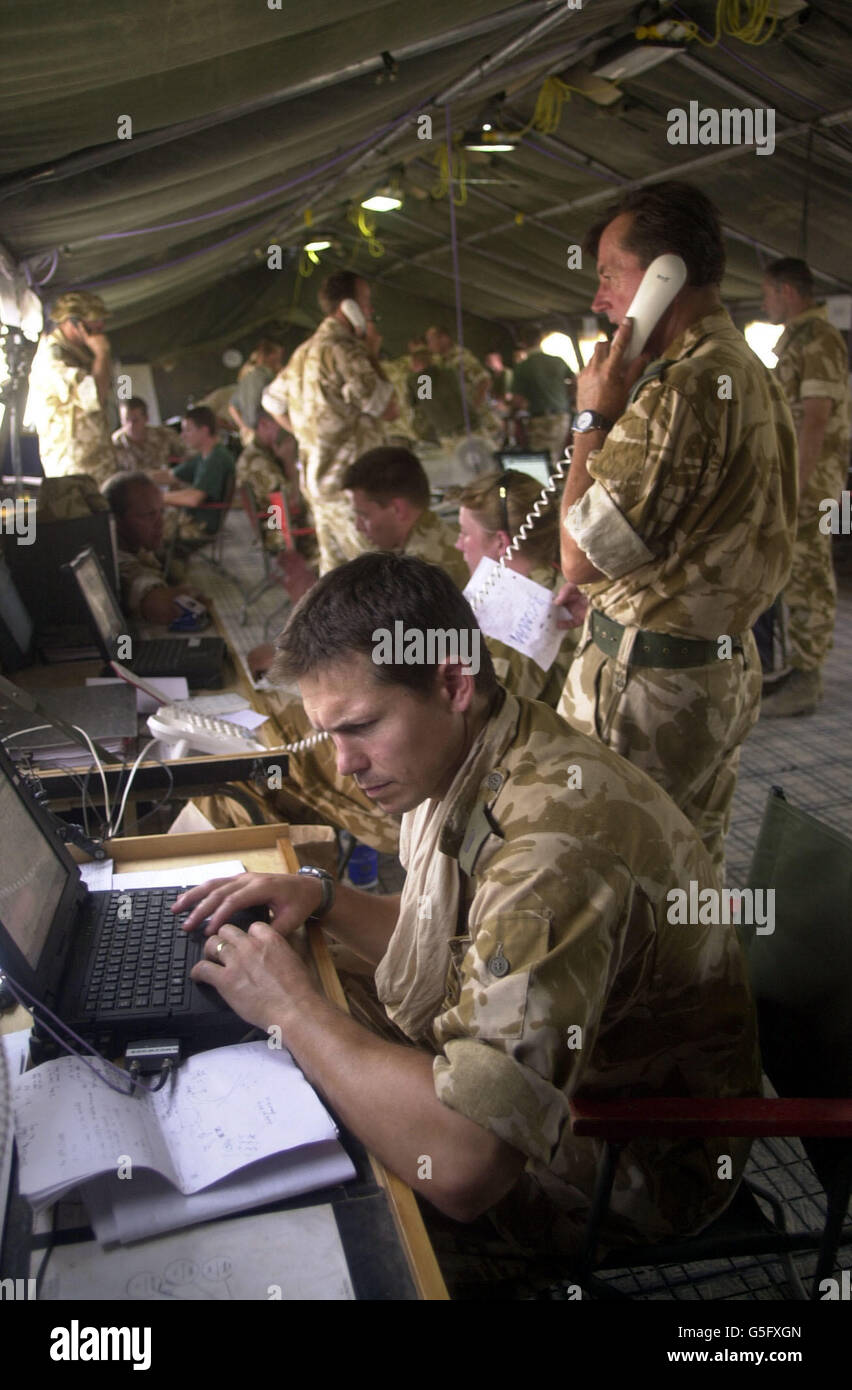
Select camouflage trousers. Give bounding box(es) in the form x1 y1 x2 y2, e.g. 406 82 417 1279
557 622 763 876
304 489 371 574
526 413 570 462
196 689 401 854
784 497 841 672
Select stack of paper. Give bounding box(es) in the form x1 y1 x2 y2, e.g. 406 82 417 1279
11 1041 355 1244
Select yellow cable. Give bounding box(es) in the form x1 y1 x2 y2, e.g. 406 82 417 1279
695 0 778 48
432 141 468 205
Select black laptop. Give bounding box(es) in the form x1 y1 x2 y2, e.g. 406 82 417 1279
69 546 226 689
0 747 249 1056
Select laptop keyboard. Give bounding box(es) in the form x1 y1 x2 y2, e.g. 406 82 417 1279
85 888 193 1015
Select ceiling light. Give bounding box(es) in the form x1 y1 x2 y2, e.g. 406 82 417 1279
593 40 684 83
462 126 518 153
360 185 403 212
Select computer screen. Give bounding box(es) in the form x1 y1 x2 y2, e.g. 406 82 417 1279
497 453 552 489
71 548 125 647
0 775 70 970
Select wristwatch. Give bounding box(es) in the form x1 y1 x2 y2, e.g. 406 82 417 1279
297 865 336 922
573 409 614 434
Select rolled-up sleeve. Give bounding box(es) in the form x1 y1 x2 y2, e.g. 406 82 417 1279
565 382 713 579
432 847 636 1164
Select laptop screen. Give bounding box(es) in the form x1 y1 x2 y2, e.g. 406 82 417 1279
71 547 125 647
0 774 71 970
496 453 552 488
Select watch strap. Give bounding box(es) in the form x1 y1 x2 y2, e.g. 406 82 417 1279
297 864 336 921
573 409 614 433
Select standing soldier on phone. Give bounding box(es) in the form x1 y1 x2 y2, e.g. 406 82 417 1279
262 272 398 574
555 183 798 875
27 291 119 486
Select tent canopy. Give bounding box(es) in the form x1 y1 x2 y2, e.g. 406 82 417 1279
2 0 850 363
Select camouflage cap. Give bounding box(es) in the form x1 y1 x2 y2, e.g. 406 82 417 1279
51 291 109 323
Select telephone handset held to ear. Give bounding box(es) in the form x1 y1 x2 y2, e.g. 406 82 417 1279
621 253 687 364
339 298 367 337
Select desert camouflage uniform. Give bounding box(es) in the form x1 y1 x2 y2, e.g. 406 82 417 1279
486 564 578 706
400 509 468 589
773 304 851 671
267 319 394 573
235 440 302 554
557 308 798 873
27 329 118 486
380 356 418 445
437 345 503 450
111 425 184 472
116 544 167 618
196 687 401 855
375 689 760 1254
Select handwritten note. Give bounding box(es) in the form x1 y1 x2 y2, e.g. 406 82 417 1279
11 1041 348 1208
464 557 565 671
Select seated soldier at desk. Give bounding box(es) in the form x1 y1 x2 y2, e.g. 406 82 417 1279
102 471 208 625
342 446 468 589
176 554 760 1291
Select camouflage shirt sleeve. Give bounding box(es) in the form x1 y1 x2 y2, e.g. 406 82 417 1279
116 545 166 616
798 324 849 403
330 338 395 418
564 381 709 580
432 836 642 1166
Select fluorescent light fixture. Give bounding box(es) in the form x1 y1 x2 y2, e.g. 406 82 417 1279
304 239 331 253
744 321 783 369
463 126 518 153
593 42 683 83
360 187 402 212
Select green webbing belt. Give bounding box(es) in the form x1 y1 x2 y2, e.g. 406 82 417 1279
590 610 742 670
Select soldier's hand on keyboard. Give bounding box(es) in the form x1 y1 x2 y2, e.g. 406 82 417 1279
173 871 325 939
192 921 319 1029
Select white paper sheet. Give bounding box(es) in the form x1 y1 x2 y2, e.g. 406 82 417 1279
83 1141 354 1245
79 858 115 891
464 556 566 671
37 1205 354 1300
12 1042 344 1206
111 858 245 889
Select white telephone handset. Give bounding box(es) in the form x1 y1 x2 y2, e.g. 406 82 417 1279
339 298 367 337
622 253 687 363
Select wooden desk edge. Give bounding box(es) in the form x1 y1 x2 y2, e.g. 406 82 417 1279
275 836 449 1302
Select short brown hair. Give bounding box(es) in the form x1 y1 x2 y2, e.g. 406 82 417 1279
318 271 364 316
271 552 497 697
342 447 430 511
183 405 217 436
458 469 558 568
764 257 814 299
584 181 725 287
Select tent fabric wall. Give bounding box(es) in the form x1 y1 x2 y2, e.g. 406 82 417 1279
1 0 850 360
